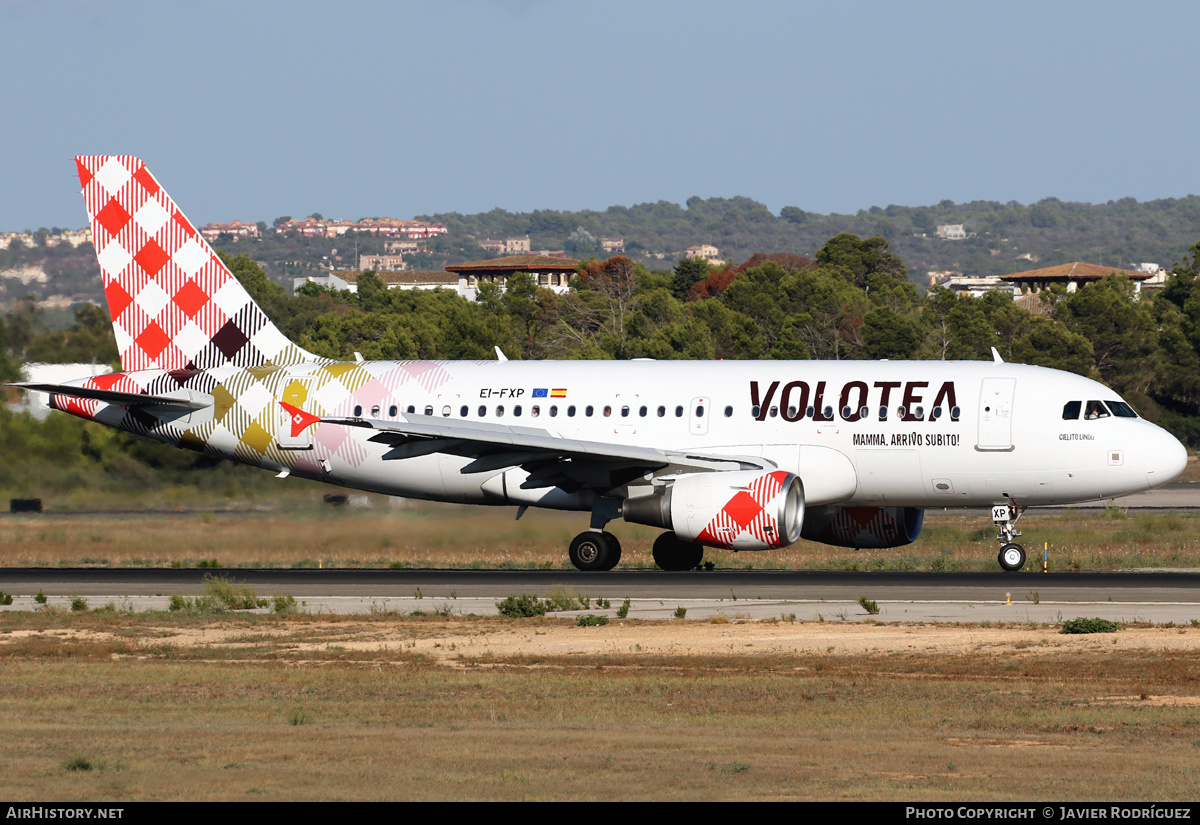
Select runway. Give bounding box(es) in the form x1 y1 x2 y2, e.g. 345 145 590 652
3 567 1198 624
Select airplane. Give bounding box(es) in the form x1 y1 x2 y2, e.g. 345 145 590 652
9 156 1189 573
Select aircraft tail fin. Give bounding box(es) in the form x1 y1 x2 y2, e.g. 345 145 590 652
75 155 316 373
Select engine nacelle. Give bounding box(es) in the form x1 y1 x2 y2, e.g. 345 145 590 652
800 505 924 549
623 470 805 551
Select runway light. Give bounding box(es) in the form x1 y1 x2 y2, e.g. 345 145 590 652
1005 591 1011 606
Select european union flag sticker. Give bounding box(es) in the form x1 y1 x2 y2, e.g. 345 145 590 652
532 388 548 398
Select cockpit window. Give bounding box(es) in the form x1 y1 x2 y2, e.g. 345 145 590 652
1062 400 1081 420
1107 401 1138 418
1084 400 1110 420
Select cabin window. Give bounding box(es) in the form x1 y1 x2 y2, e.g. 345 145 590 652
950 406 961 420
822 406 833 419
657 405 666 417
1108 401 1138 418
675 405 684 417
621 406 630 418
478 405 487 417
513 405 522 417
1062 400 1081 420
696 404 706 418
768 406 777 418
531 405 540 417
460 405 468 417
913 405 925 420
442 406 451 417
1085 400 1110 420
896 406 907 419
568 405 576 417
787 406 798 419
495 405 504 417
752 405 761 418
406 405 415 414
806 406 816 419
724 405 733 418
549 405 558 417
859 406 870 419
389 405 398 417
603 405 612 417
877 406 887 420
354 405 362 417
586 405 594 417
931 406 943 420
841 406 852 419
639 405 648 417
371 405 380 417
424 405 433 416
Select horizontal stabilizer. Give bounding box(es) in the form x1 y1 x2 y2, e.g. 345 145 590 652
9 382 213 412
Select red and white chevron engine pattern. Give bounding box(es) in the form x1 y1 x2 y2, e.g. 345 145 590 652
76 155 313 374
681 470 799 551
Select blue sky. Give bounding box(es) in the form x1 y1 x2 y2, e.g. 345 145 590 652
2 0 1198 231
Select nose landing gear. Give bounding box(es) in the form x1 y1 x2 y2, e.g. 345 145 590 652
992 503 1027 572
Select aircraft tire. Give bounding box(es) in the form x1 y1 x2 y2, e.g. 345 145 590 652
601 532 622 569
652 532 704 571
998 543 1026 572
569 531 619 571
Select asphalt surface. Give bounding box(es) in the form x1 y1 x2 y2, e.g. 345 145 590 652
2 568 1197 624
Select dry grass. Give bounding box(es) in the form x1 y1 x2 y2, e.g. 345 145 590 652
0 612 1198 801
3 503 1200 571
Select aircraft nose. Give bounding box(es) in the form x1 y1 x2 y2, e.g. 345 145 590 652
1146 426 1188 490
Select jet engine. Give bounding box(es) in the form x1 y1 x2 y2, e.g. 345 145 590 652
623 470 804 550
800 505 924 549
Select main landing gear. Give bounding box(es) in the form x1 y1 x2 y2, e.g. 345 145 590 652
992 503 1027 572
568 531 622 571
651 532 704 572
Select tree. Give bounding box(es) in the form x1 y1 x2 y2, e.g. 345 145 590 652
671 256 710 302
815 233 908 288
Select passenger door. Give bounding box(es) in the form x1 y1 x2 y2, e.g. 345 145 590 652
977 377 1015 451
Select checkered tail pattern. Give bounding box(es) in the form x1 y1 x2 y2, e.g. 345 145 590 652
76 155 317 374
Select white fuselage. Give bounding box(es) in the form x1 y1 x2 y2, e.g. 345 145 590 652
174 358 1183 512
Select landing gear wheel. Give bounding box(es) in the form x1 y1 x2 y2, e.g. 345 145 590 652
569 531 620 571
998 543 1026 572
601 532 622 567
652 532 705 571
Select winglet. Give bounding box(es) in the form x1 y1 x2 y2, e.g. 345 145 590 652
279 401 322 438
991 346 1004 363
494 346 508 362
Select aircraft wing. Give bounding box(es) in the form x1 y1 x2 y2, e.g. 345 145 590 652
320 412 770 493
8 382 213 412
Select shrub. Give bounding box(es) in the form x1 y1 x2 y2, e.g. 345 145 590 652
34 590 47 605
196 559 221 568
289 708 313 726
616 598 631 619
203 575 266 610
1061 617 1120 634
673 606 687 619
576 614 609 627
544 586 587 612
70 596 88 612
596 598 610 609
63 756 93 772
168 594 188 612
857 596 880 615
495 593 547 618
0 591 12 606
273 594 297 615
